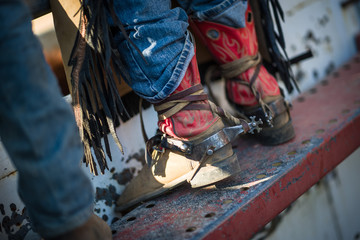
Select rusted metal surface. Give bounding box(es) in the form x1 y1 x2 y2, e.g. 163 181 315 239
111 54 360 239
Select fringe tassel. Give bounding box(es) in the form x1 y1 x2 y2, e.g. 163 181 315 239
68 0 140 175
252 0 299 94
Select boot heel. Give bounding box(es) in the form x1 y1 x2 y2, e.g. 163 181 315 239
190 153 240 188
257 119 295 145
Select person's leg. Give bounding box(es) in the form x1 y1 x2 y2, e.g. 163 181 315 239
116 52 242 211
112 0 194 102
0 1 110 239
114 0 249 212
188 0 295 145
112 0 247 98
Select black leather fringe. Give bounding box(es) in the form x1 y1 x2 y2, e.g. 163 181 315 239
251 0 299 94
68 0 143 175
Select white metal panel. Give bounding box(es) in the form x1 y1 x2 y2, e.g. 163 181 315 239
82 107 158 225
0 142 16 179
279 0 358 95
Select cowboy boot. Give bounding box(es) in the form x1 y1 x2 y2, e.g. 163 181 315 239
190 5 295 145
115 54 254 212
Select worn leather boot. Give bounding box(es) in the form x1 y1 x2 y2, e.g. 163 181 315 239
191 5 295 145
47 214 112 240
116 55 244 212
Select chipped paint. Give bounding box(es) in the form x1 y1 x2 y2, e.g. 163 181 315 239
0 204 31 239
0 170 17 181
112 168 137 185
279 0 358 98
124 149 146 165
95 184 120 207
285 0 322 16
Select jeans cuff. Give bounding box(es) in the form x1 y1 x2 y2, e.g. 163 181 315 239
144 31 195 103
192 0 248 28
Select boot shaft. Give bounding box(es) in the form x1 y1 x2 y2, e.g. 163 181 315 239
190 6 259 65
190 5 280 107
157 55 219 139
173 54 201 93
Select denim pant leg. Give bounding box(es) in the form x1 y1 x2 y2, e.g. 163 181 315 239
112 0 194 103
0 1 93 238
177 0 248 28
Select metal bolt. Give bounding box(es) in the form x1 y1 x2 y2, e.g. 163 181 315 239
207 149 214 156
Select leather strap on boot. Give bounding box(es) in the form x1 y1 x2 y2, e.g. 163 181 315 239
218 49 278 127
205 50 276 127
155 84 249 127
220 52 262 79
145 84 263 166
145 115 262 165
155 84 209 121
233 97 291 126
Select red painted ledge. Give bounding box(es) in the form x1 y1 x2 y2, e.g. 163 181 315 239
112 54 360 240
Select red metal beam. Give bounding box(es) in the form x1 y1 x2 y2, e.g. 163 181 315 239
112 54 360 240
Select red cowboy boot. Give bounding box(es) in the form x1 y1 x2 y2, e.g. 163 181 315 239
191 5 295 145
116 54 257 212
157 55 219 139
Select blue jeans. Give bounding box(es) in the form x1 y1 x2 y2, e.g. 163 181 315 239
0 0 93 238
113 0 248 103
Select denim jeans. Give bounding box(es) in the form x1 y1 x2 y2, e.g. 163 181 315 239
113 0 248 103
0 0 93 238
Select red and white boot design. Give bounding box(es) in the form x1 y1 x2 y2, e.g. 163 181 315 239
157 55 219 139
116 54 253 212
191 5 295 145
